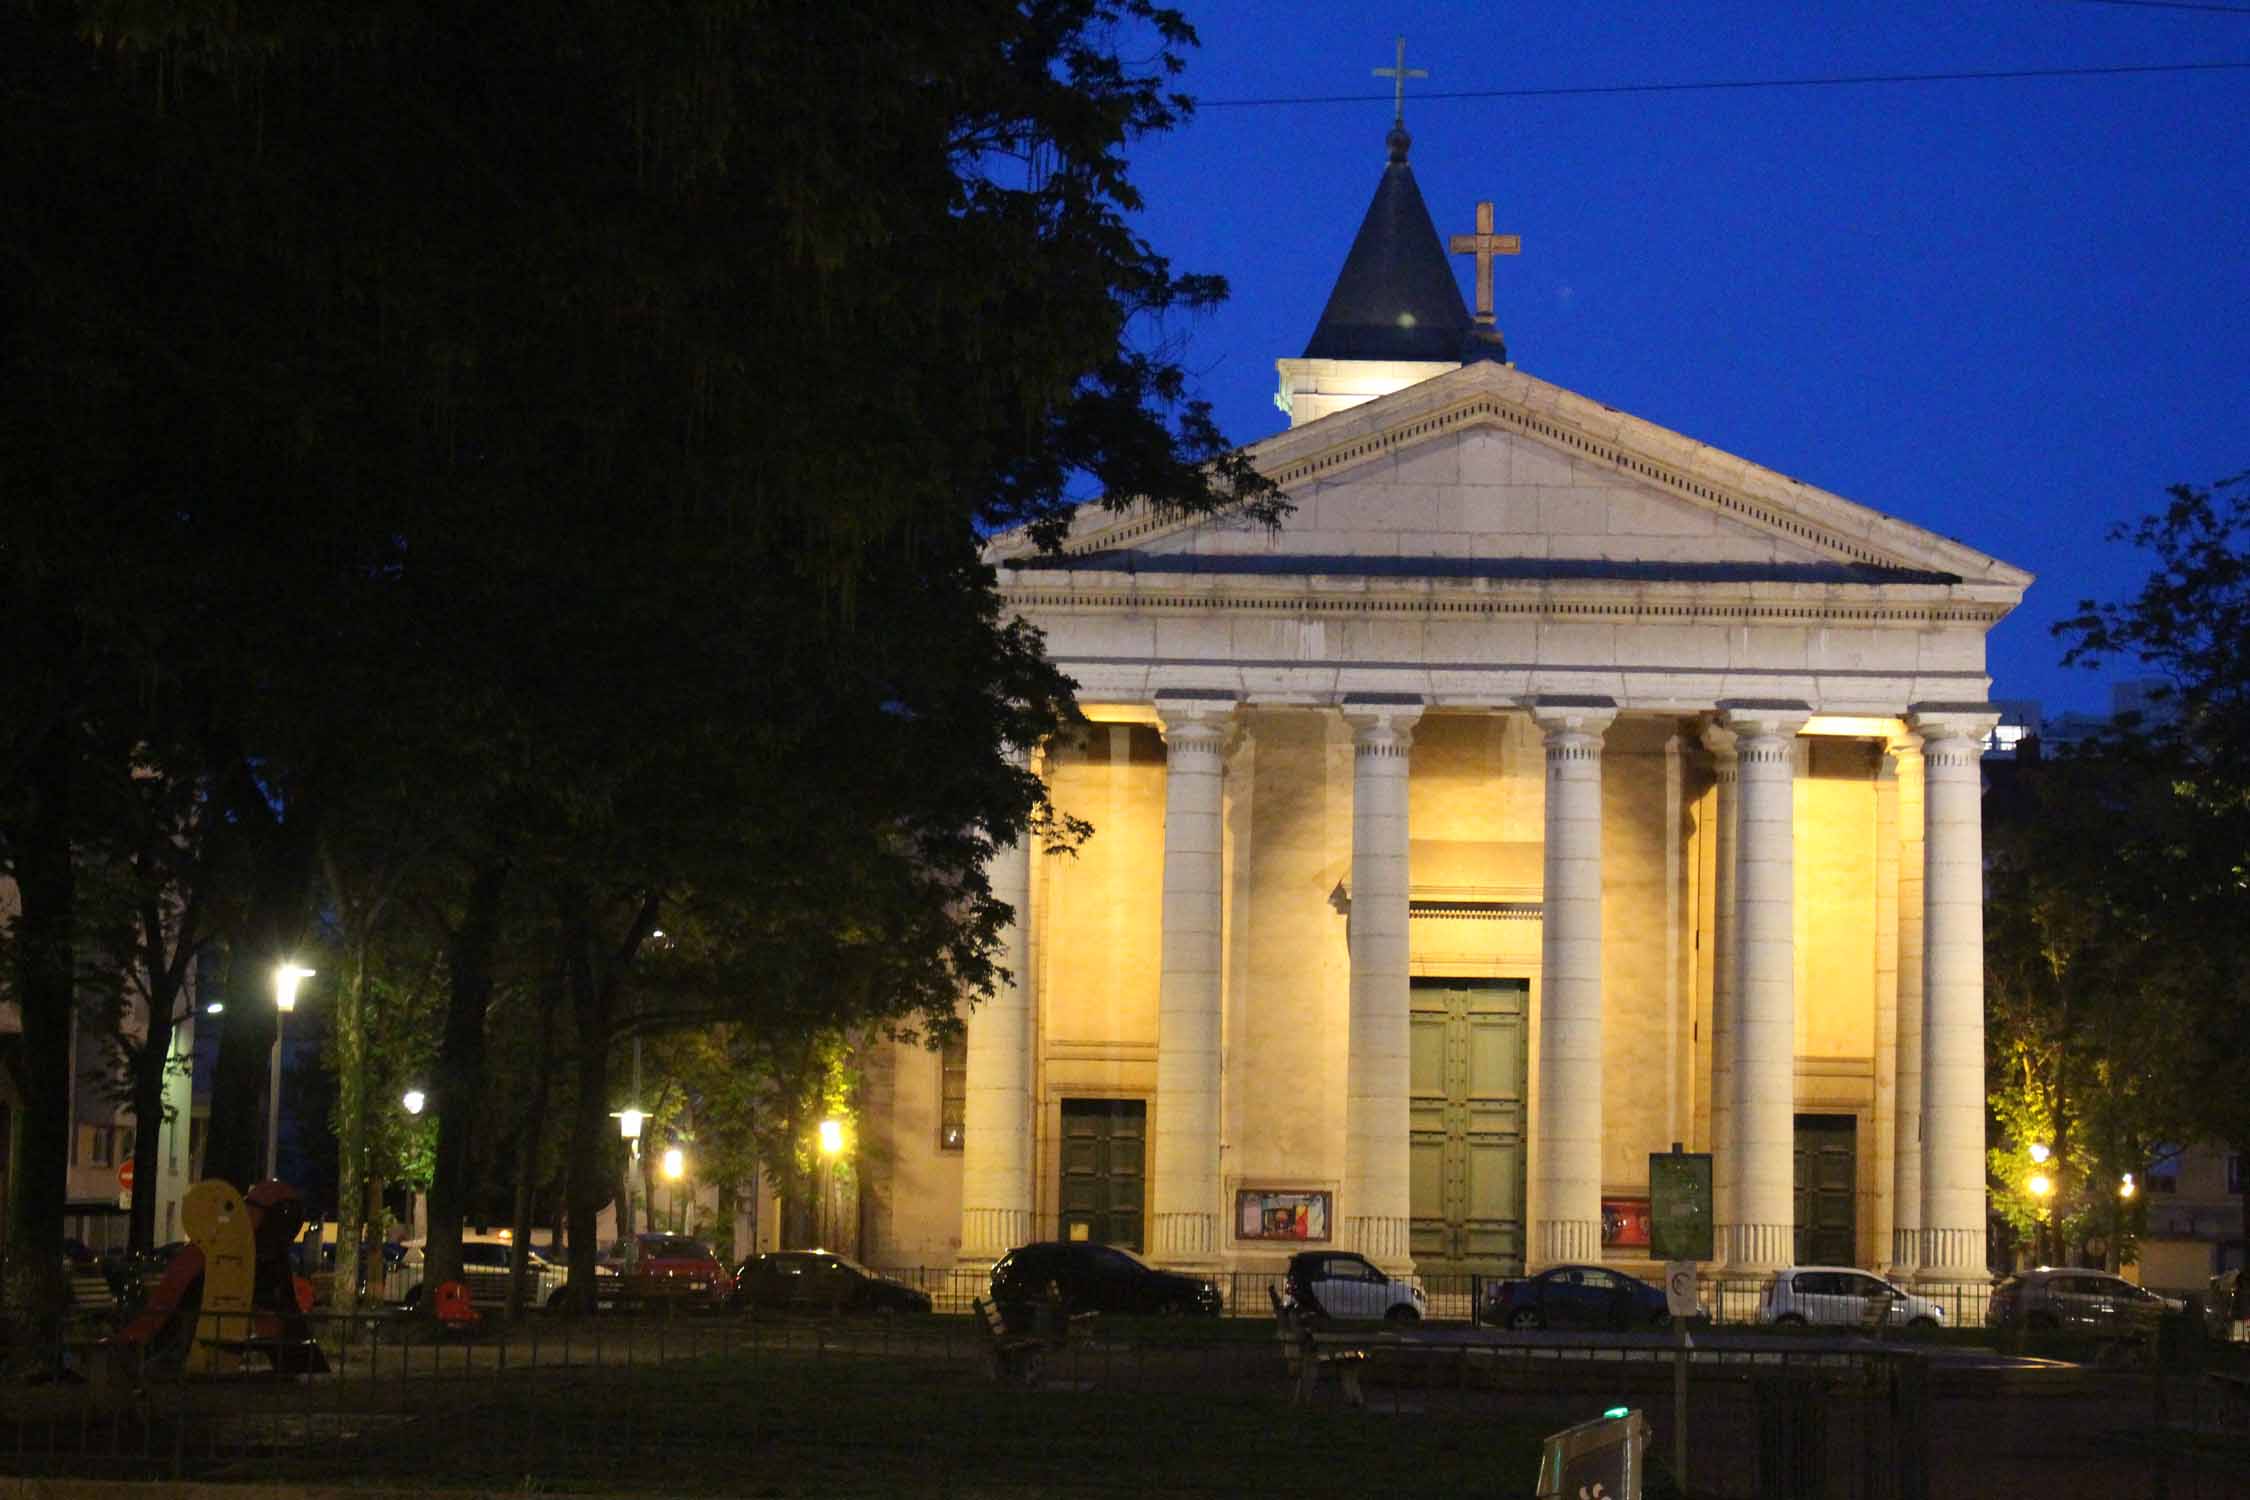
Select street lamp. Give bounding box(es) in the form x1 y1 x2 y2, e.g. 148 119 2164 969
2028 1142 2052 1164
661 1146 687 1233
267 964 315 1180
2027 1171 2056 1265
817 1119 844 1250
612 1107 645 1236
2119 1173 2137 1200
401 1089 426 1116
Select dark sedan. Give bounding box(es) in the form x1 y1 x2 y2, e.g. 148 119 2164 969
1484 1264 1672 1330
990 1241 1221 1317
731 1250 932 1315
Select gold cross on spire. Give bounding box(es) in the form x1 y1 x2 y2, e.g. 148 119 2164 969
1449 201 1521 325
1372 35 1427 126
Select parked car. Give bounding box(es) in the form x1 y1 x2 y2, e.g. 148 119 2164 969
1987 1268 2180 1335
989 1241 1221 1317
1758 1267 1945 1330
732 1250 932 1315
398 1235 580 1312
603 1232 733 1310
1483 1263 1671 1331
1281 1250 1426 1324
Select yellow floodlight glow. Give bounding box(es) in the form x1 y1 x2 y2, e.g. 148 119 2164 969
2120 1173 2137 1200
661 1147 686 1181
818 1119 845 1157
2027 1173 2053 1199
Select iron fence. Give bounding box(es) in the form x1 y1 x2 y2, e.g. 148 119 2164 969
2 1297 2246 1497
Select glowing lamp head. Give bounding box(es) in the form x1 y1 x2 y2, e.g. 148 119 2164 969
2027 1142 2051 1164
616 1109 645 1142
2120 1173 2137 1199
274 964 316 1012
401 1089 426 1116
2027 1173 2054 1199
818 1119 844 1157
661 1147 685 1181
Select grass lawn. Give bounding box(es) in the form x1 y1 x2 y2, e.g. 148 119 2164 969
247 1343 1556 1497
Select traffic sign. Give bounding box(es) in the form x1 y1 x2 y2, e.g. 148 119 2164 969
117 1158 135 1193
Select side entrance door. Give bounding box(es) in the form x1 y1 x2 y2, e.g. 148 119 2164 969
1793 1113 1857 1266
1408 980 1528 1274
1059 1099 1146 1252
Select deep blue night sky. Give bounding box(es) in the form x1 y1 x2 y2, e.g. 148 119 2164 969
1116 1 2250 716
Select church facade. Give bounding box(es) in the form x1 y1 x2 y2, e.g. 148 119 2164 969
861 125 2029 1304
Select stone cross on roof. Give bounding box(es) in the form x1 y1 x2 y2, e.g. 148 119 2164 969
1372 35 1427 127
1449 200 1521 327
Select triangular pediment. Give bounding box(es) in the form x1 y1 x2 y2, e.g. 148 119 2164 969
994 361 2030 594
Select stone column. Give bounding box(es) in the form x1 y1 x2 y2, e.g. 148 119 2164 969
1151 695 1234 1265
1532 697 1616 1269
1888 734 1927 1275
1723 701 1809 1271
960 745 1039 1264
1343 698 1423 1270
1700 724 1741 1265
1914 707 1999 1284
1871 744 1902 1271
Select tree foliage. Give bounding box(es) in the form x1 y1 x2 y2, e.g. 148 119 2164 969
2 0 1277 1299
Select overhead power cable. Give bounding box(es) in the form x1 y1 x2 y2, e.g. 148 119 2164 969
1193 59 2250 109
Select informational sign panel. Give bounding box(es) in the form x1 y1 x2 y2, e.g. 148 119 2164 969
1535 1409 1648 1499
1648 1150 1714 1262
1234 1189 1332 1242
1664 1262 1699 1321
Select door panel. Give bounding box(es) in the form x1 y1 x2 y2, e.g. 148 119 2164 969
1792 1114 1857 1267
1408 982 1528 1274
1059 1099 1146 1251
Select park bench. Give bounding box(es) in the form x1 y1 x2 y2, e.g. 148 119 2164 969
67 1271 119 1331
1268 1284 1365 1408
974 1297 1050 1388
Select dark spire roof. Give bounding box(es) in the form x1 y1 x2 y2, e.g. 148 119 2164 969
1301 125 1469 363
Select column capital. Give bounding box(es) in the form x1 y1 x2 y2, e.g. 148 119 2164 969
1700 721 1739 760
1153 692 1238 750
1342 695 1423 756
1908 702 2000 752
1527 694 1617 742
1718 698 1811 744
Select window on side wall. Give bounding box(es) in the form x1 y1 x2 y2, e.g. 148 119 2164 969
2148 1146 2180 1195
940 1036 967 1151
2230 1155 2243 1195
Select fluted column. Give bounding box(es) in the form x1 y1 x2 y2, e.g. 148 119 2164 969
1914 708 1998 1283
1723 702 1808 1271
1531 698 1615 1268
1151 696 1233 1265
960 744 1040 1264
1343 698 1423 1271
1700 724 1741 1265
1889 734 1927 1275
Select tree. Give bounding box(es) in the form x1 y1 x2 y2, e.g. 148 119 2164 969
2056 470 2250 1261
4 0 1280 1304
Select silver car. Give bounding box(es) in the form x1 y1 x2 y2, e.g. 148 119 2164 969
1757 1266 1945 1330
399 1236 575 1312
1988 1268 2178 1335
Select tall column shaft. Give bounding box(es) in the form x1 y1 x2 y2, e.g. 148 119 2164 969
960 748 1039 1263
1889 736 1927 1273
1152 699 1231 1264
1871 745 1903 1271
1725 704 1808 1271
1701 726 1741 1263
1343 701 1421 1270
1532 700 1614 1268
1917 712 1996 1280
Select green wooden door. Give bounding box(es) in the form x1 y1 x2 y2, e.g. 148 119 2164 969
1793 1114 1857 1266
1059 1099 1145 1251
1409 981 1528 1273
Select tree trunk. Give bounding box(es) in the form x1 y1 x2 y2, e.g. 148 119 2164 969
504 985 557 1320
329 928 371 1313
124 977 176 1254
561 898 614 1312
4 722 77 1329
422 858 510 1303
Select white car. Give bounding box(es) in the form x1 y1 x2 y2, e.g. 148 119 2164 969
1284 1250 1427 1323
1757 1266 1945 1330
399 1235 598 1312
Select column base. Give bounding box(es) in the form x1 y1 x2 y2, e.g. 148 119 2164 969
1344 1214 1413 1274
1724 1221 1792 1272
958 1207 1033 1268
1151 1211 1219 1266
1533 1217 1602 1268
1888 1225 1923 1283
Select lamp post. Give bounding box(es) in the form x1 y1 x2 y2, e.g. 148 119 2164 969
2027 1170 2056 1266
613 1108 645 1237
268 964 315 1180
817 1119 844 1250
661 1146 686 1234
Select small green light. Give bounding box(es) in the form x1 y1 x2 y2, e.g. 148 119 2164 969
1603 1406 1630 1419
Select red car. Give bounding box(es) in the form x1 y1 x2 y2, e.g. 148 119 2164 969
603 1233 733 1310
